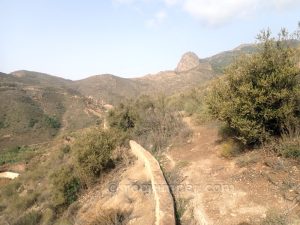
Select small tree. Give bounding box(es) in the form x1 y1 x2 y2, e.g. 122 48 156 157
51 166 81 209
73 128 117 185
207 28 300 145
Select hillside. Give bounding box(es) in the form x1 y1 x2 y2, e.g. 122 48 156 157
74 42 300 104
205 40 300 73
74 52 216 104
1 41 299 149
0 72 101 150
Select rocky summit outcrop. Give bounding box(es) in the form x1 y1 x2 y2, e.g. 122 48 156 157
176 52 200 72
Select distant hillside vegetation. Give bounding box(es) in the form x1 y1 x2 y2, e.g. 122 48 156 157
0 72 100 149
205 40 300 73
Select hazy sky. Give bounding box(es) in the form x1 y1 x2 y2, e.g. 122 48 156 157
1 0 300 80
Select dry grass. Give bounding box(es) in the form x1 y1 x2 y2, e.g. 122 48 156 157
276 125 300 160
261 210 288 225
87 209 131 225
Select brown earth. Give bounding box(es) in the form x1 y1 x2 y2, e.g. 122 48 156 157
166 118 300 225
75 152 156 225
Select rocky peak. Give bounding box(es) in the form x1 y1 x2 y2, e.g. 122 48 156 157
176 52 200 72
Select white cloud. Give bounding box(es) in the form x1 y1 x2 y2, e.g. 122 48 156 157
162 0 300 26
146 10 167 28
113 0 300 26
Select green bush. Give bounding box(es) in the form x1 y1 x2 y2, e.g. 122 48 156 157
108 95 187 152
108 103 137 132
51 166 81 209
44 115 61 129
207 29 300 146
73 128 117 184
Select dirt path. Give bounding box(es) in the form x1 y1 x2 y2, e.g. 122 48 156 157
166 118 300 225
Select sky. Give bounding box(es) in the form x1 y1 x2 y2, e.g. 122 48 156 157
0 0 300 80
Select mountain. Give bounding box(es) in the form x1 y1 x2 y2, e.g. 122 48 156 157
205 40 300 73
75 51 215 104
0 71 101 150
1 41 299 149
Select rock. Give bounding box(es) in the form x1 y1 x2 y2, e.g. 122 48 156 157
176 52 200 72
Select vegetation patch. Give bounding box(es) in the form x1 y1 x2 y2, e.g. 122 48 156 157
220 139 243 158
87 209 131 225
261 210 288 225
207 28 300 146
0 146 36 165
73 128 119 185
44 115 61 129
51 166 81 209
276 125 300 160
12 210 42 225
108 95 189 152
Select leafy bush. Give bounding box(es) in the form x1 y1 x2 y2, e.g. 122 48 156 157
108 95 188 152
108 103 137 132
73 128 118 185
44 115 61 129
51 166 81 209
207 29 300 146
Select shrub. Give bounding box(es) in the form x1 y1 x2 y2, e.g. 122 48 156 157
207 28 300 146
220 139 242 158
108 95 187 152
107 103 137 132
51 166 81 209
276 124 300 160
73 128 117 184
44 115 61 129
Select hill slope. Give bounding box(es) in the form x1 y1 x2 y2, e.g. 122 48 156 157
0 72 101 149
75 52 216 104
